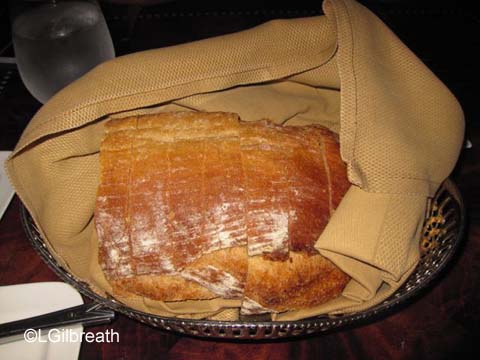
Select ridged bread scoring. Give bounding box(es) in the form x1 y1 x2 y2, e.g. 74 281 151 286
95 112 350 314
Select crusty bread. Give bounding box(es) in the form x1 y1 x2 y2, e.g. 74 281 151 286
95 112 351 314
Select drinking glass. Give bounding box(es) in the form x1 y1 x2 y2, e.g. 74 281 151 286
12 0 115 103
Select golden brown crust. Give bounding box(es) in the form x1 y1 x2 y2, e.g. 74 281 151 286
95 111 351 313
244 253 350 312
111 275 215 301
112 246 247 301
241 125 351 313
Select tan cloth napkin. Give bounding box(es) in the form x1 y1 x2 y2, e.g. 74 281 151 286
5 0 464 321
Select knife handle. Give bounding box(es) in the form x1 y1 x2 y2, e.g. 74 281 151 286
0 302 115 340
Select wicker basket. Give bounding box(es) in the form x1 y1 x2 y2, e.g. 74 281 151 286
21 179 465 340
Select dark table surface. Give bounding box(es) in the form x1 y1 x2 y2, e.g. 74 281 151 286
1 1 479 359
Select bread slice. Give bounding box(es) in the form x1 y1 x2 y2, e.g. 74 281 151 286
95 112 350 314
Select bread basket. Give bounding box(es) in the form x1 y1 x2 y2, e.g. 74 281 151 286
20 179 465 340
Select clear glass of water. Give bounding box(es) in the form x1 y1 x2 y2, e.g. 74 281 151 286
12 0 115 104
